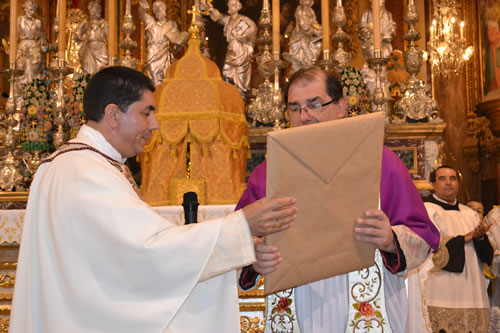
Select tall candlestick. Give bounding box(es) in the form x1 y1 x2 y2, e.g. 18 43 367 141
272 0 279 54
58 0 66 61
321 0 330 52
372 0 381 51
9 0 17 64
108 0 117 61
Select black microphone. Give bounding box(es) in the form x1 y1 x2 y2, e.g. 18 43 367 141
182 192 199 225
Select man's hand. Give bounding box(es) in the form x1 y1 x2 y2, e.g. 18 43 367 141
252 237 281 275
354 209 396 253
464 220 493 242
242 197 297 237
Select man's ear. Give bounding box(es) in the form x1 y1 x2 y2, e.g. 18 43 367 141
103 104 120 128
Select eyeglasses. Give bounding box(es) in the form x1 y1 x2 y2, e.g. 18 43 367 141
286 99 335 117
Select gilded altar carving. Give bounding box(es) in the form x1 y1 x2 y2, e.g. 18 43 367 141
342 0 360 60
240 316 264 333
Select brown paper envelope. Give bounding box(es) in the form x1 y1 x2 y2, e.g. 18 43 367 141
264 112 384 294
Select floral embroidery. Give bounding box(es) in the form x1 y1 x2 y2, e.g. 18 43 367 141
273 296 292 315
353 301 383 320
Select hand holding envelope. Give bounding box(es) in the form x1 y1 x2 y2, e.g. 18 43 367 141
264 112 385 294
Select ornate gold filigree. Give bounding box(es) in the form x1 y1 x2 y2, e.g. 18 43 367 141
0 318 9 333
0 273 15 288
240 315 264 333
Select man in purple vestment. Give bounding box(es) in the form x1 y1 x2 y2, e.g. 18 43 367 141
237 67 440 332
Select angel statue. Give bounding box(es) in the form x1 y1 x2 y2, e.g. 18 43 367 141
283 0 322 74
16 0 49 86
74 0 109 75
139 0 189 86
208 0 257 96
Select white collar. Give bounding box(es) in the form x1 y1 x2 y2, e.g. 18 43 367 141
432 193 457 206
73 125 127 164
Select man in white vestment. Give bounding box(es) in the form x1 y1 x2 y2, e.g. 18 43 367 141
9 66 298 333
408 165 494 332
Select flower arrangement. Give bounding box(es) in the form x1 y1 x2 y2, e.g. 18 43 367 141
339 66 369 117
68 72 90 139
19 79 53 151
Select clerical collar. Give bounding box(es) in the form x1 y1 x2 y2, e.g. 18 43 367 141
425 193 460 211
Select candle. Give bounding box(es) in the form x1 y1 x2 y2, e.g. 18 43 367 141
372 0 381 51
338 0 342 7
430 25 434 41
321 0 330 53
263 0 269 10
460 21 464 40
108 0 117 61
58 0 66 61
272 0 279 54
125 0 131 16
9 0 17 64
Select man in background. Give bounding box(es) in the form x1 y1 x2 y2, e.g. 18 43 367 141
408 165 493 332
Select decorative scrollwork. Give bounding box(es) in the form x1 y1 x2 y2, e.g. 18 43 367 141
240 315 264 333
0 273 15 288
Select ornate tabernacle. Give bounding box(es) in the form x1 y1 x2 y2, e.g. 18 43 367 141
140 13 249 206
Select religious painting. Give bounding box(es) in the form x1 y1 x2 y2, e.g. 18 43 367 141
389 147 417 174
480 0 500 101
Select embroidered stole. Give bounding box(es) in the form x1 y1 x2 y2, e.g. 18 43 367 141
41 142 142 198
264 251 392 333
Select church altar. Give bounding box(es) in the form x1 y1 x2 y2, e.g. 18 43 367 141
0 205 266 332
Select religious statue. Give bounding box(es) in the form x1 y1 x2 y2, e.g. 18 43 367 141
208 0 257 96
358 0 395 104
139 0 189 86
74 0 108 75
16 0 49 86
283 0 322 74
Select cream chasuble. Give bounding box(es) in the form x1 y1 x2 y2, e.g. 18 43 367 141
10 125 255 333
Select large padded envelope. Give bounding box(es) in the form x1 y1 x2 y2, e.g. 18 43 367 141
265 112 384 294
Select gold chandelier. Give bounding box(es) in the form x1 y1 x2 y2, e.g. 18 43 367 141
428 0 473 78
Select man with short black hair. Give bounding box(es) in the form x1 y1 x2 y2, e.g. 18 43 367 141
408 165 494 332
9 66 298 333
237 66 439 332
